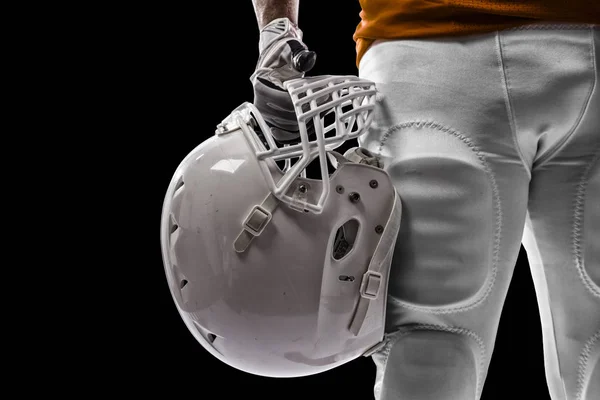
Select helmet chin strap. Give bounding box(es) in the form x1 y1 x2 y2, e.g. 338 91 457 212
233 191 280 254
349 189 401 338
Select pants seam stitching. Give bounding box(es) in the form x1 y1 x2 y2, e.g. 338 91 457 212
533 27 597 169
497 31 532 178
576 330 600 400
572 149 600 298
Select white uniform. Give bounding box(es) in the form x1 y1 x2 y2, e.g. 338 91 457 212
358 23 600 400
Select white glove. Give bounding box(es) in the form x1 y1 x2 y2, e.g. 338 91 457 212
250 18 317 144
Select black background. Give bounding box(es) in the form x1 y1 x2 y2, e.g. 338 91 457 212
138 2 551 398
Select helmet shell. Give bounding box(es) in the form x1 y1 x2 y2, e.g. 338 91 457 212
160 124 400 377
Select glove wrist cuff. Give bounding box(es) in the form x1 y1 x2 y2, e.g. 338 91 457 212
258 17 303 53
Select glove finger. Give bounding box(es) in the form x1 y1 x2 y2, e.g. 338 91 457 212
253 78 299 130
269 126 304 144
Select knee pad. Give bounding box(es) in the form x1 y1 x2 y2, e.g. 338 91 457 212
373 328 484 400
383 123 500 308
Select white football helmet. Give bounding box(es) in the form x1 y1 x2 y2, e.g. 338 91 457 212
160 75 402 378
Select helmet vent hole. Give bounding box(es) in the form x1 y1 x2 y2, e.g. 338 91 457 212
180 279 188 289
192 321 219 345
332 219 360 260
174 177 184 193
170 223 178 235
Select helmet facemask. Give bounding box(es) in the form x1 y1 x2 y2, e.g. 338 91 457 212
216 75 377 214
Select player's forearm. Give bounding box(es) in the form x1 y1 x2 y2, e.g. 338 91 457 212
251 0 299 29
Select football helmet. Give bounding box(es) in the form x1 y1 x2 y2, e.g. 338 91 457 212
160 75 402 377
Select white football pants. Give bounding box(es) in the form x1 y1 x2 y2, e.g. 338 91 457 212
358 23 600 400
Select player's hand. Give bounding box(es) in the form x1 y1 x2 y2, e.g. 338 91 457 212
250 18 317 144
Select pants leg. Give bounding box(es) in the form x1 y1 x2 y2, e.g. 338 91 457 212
518 27 600 400
358 31 531 400
358 23 599 400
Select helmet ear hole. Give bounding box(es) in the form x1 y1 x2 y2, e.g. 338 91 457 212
332 218 360 260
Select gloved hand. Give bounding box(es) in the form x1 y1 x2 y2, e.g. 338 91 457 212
250 17 317 144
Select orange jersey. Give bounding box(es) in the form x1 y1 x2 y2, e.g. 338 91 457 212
353 0 600 66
